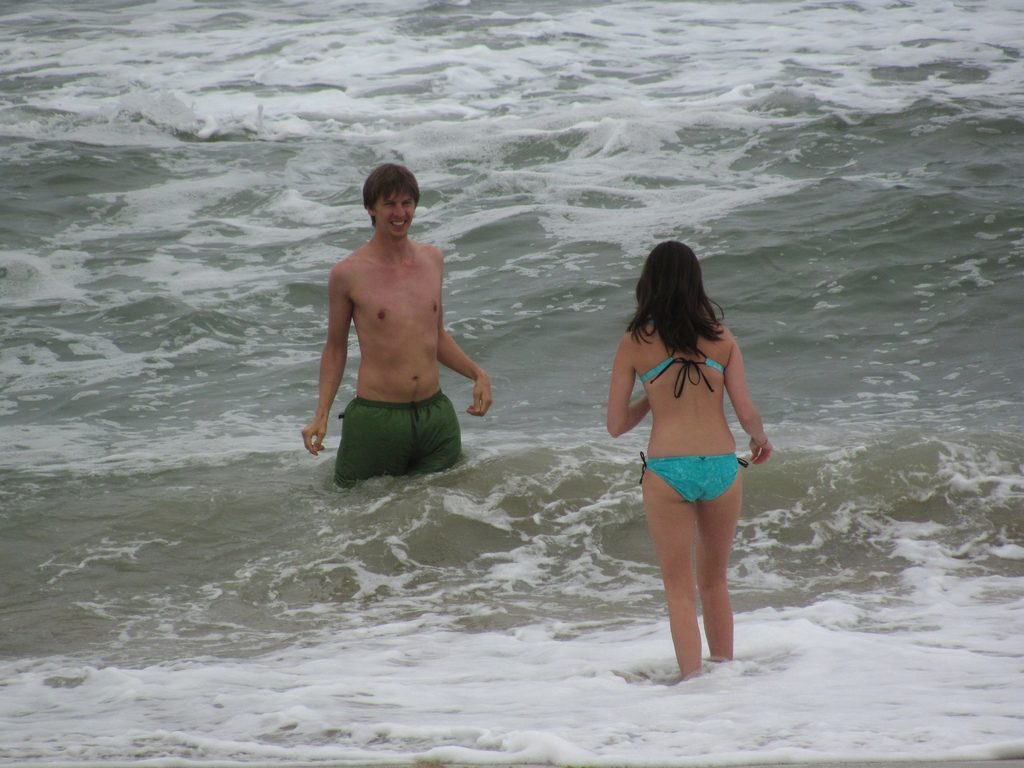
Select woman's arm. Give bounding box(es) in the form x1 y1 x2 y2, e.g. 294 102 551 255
723 340 772 464
607 334 650 437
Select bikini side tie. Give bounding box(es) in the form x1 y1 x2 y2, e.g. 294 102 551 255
639 450 749 486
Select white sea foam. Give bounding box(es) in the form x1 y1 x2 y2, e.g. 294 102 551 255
1 594 1021 764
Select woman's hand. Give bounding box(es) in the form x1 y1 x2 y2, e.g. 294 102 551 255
749 436 773 464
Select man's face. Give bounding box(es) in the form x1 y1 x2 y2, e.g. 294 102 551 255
369 190 417 237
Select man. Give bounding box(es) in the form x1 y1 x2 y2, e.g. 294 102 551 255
301 163 492 486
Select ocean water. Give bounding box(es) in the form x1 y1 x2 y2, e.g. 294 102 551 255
1 0 1023 764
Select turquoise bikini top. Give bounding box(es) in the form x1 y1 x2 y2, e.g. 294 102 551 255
639 353 725 398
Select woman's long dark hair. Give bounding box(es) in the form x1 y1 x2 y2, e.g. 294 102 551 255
627 241 723 354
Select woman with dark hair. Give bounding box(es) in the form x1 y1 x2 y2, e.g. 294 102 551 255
607 240 772 680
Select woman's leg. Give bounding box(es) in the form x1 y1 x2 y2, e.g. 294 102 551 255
695 473 742 661
642 471 701 678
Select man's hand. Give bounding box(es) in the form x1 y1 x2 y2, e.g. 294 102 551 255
467 373 492 417
302 416 329 456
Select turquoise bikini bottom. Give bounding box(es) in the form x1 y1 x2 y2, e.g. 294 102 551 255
640 452 745 502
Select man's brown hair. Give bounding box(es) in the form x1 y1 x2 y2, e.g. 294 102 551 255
362 163 420 225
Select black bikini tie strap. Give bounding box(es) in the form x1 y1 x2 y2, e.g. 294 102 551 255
647 357 715 398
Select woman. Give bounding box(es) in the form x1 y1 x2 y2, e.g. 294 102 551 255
607 240 772 680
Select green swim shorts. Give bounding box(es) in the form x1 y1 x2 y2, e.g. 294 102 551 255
334 390 462 487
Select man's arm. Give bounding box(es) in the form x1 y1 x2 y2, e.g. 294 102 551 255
437 325 492 416
431 248 492 416
301 263 353 455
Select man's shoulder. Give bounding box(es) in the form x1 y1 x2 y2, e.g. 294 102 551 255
340 239 442 265
331 244 374 276
326 248 368 298
411 239 444 264
341 240 375 262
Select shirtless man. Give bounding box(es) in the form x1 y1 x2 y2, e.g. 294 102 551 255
301 163 492 486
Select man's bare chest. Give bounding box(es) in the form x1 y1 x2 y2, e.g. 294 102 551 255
351 266 440 328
